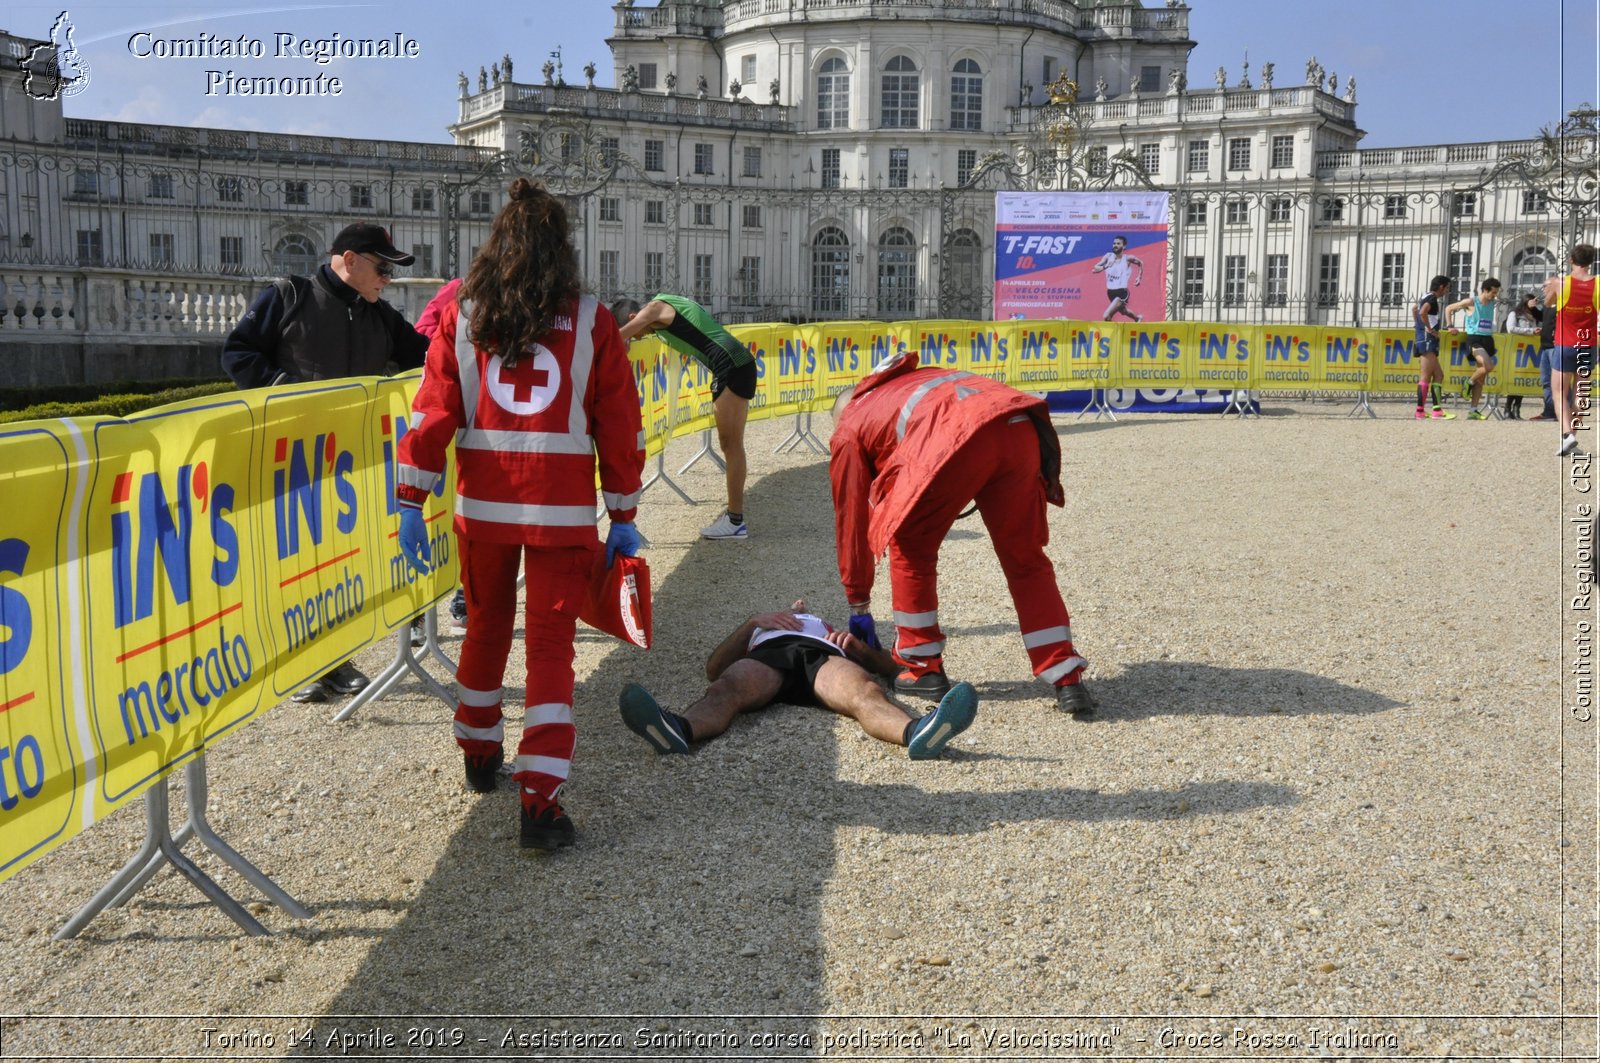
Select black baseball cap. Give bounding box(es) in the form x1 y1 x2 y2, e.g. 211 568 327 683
329 223 415 266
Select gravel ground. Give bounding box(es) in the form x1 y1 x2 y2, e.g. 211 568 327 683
0 398 1593 1061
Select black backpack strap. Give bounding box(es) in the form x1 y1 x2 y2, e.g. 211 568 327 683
272 275 310 335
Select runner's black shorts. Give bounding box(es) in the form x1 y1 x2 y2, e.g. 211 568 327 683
744 635 842 707
714 360 758 401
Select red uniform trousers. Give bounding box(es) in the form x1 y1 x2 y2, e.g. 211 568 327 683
888 415 1087 687
451 538 597 804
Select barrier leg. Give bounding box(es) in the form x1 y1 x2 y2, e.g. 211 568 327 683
641 448 694 504
57 774 269 939
110 757 311 919
796 409 828 454
774 408 825 454
422 601 458 675
1077 388 1119 422
331 614 454 723
679 429 726 475
1346 391 1377 418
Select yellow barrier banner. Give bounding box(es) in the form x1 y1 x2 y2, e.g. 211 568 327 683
761 327 819 419
671 352 718 435
1502 335 1544 398
83 395 267 807
0 424 81 878
955 321 1011 385
1059 320 1115 389
374 378 460 632
1371 331 1427 394
1006 319 1067 390
1316 328 1376 391
254 383 381 702
630 342 671 457
815 321 874 405
912 320 968 373
733 325 779 422
1254 325 1316 389
864 316 915 371
1193 323 1256 390
1116 321 1186 389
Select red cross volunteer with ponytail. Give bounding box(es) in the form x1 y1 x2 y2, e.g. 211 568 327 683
396 179 645 850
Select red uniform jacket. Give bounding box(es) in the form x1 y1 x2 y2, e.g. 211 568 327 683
829 353 1063 602
397 293 645 546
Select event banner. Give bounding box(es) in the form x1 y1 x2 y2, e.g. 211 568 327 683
994 191 1170 322
0 377 461 885
0 425 81 879
631 337 675 456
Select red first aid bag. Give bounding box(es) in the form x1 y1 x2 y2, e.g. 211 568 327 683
579 553 651 649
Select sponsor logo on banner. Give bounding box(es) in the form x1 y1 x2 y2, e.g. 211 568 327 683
378 409 452 600
271 429 365 652
742 333 770 411
824 333 862 375
1258 329 1312 384
919 328 960 368
88 405 266 804
1122 326 1182 383
105 460 250 752
259 387 377 689
0 427 76 878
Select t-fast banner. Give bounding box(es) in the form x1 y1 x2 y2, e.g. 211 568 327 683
995 192 1170 322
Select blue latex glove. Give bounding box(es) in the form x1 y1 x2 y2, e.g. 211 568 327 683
398 508 432 576
847 612 881 651
605 521 640 569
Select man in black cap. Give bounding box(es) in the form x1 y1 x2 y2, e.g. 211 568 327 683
222 222 430 702
223 222 428 386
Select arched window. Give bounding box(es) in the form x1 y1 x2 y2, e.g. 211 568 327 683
877 227 917 317
947 228 983 318
272 233 318 276
950 59 982 132
817 57 849 130
881 56 920 129
812 227 851 316
1509 245 1558 300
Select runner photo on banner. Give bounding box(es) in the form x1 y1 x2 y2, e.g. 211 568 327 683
994 192 1170 323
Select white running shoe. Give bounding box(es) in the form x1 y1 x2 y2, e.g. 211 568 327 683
1559 434 1579 457
700 512 748 540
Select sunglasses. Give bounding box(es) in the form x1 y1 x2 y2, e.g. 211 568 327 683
360 253 395 278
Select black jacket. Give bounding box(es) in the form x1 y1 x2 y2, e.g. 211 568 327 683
221 264 427 388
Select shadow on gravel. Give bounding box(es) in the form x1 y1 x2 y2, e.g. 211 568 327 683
832 778 1297 834
1083 660 1404 721
310 461 849 1028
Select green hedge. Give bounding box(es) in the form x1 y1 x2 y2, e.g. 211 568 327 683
0 382 238 425
0 376 230 412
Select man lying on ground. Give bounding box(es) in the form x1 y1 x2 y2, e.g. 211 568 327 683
619 601 977 760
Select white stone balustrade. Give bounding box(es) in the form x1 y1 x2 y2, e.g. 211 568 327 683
0 269 439 340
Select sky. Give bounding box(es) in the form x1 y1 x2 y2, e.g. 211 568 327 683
7 0 1597 149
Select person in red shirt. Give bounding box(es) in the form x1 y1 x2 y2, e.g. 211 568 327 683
395 180 645 850
1545 243 1598 457
829 352 1092 717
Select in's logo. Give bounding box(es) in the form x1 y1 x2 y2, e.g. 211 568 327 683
24 11 91 102
109 462 240 629
272 432 356 561
487 347 560 415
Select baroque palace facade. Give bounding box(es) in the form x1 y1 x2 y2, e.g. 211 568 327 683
0 0 1593 385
